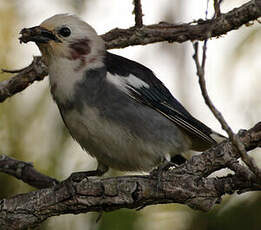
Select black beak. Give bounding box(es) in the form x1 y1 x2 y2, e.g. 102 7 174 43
19 26 61 44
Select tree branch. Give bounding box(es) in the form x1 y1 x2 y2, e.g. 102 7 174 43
0 56 47 102
0 122 261 229
1 0 261 103
0 155 59 189
133 0 143 27
103 0 261 49
192 40 261 180
213 0 223 18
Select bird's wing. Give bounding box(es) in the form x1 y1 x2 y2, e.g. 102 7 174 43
105 52 217 145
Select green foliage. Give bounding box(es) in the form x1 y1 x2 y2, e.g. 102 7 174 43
188 194 261 230
98 209 140 230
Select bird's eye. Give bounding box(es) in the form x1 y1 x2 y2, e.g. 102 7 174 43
59 27 71 37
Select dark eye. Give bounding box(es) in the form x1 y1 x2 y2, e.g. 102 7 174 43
59 27 71 37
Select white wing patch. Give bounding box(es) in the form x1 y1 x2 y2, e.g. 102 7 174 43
125 74 149 89
106 72 149 95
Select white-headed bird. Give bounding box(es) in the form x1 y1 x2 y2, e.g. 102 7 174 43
19 14 225 177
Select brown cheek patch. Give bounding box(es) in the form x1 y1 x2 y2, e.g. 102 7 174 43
69 38 91 60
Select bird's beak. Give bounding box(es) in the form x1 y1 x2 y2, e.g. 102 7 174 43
19 26 61 44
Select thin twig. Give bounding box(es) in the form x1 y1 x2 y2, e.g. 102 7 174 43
206 0 210 19
213 0 222 18
2 66 28 73
192 41 261 180
0 56 48 103
133 0 143 27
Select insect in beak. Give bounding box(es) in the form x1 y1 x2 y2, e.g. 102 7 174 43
19 26 61 44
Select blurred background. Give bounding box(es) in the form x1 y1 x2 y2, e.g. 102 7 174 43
0 0 261 229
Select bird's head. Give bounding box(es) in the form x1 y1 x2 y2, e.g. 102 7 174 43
19 14 105 66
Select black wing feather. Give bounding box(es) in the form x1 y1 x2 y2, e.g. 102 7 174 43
105 51 216 145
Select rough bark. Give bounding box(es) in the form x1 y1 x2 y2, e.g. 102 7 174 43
0 155 59 189
0 122 260 230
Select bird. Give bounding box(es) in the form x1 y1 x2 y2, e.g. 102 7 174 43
19 14 225 178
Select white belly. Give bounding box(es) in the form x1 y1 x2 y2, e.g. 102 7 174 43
61 105 166 172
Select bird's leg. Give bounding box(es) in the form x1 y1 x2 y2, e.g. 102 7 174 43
149 157 183 192
64 162 109 183
150 155 186 177
54 163 108 193
150 155 187 188
150 159 175 178
149 159 172 192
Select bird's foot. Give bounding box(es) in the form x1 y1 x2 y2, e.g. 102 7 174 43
150 157 186 192
150 160 176 178
54 170 104 193
64 170 105 183
62 163 109 183
149 161 173 192
150 155 187 178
